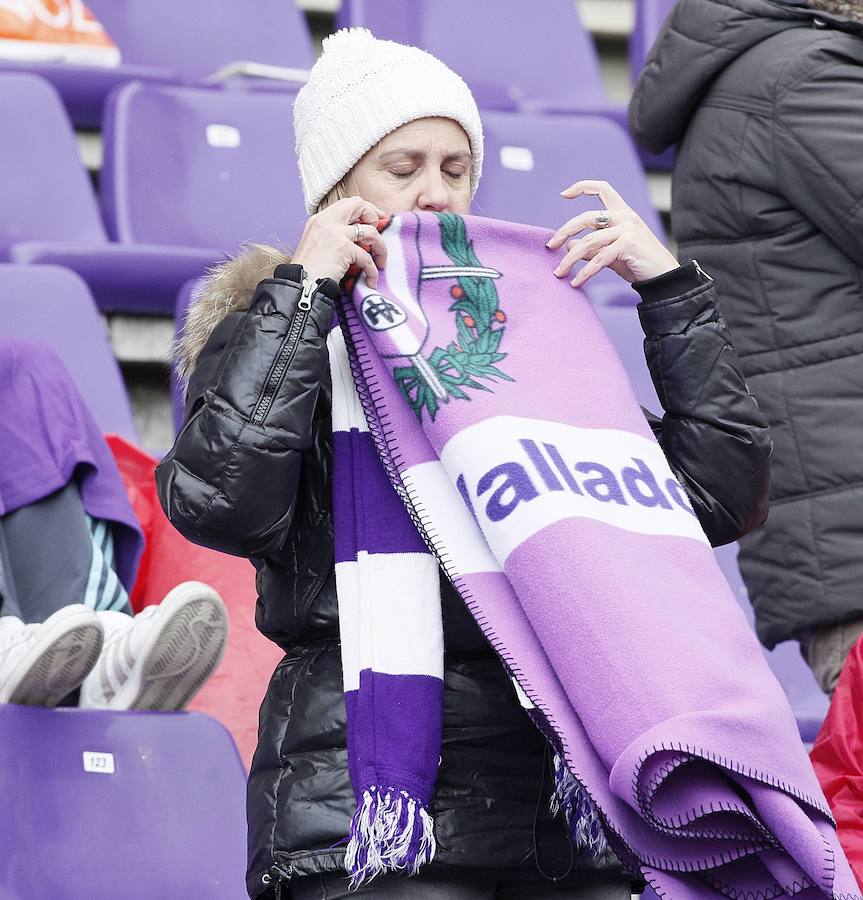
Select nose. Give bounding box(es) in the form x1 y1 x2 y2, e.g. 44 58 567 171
415 170 451 213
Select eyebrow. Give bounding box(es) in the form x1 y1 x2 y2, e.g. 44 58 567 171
377 148 472 164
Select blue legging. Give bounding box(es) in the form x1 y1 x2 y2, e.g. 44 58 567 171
0 480 131 624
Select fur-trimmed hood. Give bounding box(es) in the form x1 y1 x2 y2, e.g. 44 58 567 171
809 0 863 21
175 244 291 386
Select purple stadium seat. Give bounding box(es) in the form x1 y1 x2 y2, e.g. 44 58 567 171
337 0 624 121
0 705 247 898
0 0 314 128
593 305 659 410
86 0 314 85
0 264 137 442
476 111 664 307
101 83 307 253
171 278 206 433
0 74 104 247
0 58 174 132
631 0 677 81
595 304 828 742
630 0 677 171
714 544 828 743
0 74 219 314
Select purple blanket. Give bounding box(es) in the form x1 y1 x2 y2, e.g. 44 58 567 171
0 339 142 589
334 212 858 899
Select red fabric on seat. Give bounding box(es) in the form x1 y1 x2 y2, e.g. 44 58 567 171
810 635 863 892
106 434 282 769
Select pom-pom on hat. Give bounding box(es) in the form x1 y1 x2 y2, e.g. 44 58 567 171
293 28 484 214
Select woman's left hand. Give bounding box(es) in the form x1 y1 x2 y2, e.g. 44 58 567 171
547 180 680 289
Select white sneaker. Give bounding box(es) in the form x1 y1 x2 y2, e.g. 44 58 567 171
79 581 228 711
0 605 104 707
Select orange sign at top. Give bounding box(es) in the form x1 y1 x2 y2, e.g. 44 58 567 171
0 0 120 66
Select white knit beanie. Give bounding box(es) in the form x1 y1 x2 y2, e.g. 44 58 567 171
293 28 484 214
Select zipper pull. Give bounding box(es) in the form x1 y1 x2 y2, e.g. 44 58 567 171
692 259 713 283
261 863 291 896
298 276 315 311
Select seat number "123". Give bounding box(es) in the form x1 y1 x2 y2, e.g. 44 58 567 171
82 751 115 774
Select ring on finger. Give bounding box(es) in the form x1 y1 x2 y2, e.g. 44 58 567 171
354 223 365 243
594 210 612 230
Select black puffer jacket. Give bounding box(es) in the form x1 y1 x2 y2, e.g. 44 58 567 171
629 0 863 648
156 254 771 898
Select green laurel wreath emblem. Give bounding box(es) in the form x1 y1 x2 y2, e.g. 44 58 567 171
394 213 513 421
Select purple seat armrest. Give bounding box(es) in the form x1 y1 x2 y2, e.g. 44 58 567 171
0 59 178 127
517 97 628 123
9 242 224 315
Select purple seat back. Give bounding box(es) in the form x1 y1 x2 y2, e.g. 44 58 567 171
0 264 137 441
475 111 663 305
101 83 307 252
0 58 174 129
631 0 677 81
477 111 663 235
0 706 247 898
0 74 106 254
714 544 828 742
630 1 678 171
593 304 659 410
0 1 313 128
595 304 827 740
336 0 608 112
87 0 314 82
172 277 206 433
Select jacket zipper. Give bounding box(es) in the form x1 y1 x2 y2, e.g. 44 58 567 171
250 277 316 426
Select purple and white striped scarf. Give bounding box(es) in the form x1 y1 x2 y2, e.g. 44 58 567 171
329 212 859 899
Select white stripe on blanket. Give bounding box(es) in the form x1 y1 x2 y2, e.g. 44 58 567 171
439 416 709 562
399 463 502 576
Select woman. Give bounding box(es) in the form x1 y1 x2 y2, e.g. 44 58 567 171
157 28 771 900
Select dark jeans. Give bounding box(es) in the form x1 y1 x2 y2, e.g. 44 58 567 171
290 873 633 900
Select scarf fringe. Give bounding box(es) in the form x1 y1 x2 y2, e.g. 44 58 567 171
345 787 437 888
550 753 608 858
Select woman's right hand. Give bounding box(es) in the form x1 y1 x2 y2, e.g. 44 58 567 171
292 196 388 288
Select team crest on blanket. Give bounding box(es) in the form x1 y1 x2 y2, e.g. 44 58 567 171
359 213 513 421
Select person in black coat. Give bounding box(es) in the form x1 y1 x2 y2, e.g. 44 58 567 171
157 28 772 900
629 0 863 695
